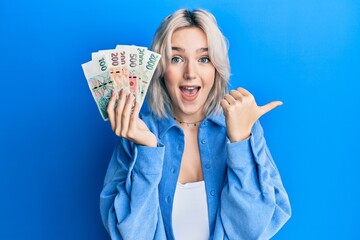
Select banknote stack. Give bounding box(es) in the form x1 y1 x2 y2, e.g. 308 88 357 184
81 45 161 120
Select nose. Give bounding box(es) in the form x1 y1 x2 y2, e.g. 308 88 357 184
183 60 196 80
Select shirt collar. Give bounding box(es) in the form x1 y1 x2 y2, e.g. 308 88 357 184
206 110 226 128
157 112 179 139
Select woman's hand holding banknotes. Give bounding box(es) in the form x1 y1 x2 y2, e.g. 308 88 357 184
107 90 158 147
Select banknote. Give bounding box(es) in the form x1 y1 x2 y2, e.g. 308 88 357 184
115 45 139 98
92 49 125 93
138 50 161 105
83 45 161 120
82 55 114 120
135 46 148 100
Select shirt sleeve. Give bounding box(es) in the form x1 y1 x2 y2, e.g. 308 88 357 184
214 120 291 240
99 138 167 240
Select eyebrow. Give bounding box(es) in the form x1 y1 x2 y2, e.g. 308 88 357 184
171 47 208 53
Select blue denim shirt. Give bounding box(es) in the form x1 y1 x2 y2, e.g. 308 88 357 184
100 110 291 240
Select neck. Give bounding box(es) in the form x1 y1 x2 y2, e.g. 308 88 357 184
173 116 204 127
172 109 205 123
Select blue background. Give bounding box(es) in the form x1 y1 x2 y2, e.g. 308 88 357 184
1 0 359 239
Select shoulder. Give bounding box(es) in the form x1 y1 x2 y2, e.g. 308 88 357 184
139 110 159 133
207 110 226 128
139 108 172 138
139 107 180 139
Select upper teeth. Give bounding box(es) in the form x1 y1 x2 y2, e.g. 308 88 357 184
184 87 196 90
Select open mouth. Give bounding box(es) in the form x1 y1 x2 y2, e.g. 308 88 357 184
180 86 201 96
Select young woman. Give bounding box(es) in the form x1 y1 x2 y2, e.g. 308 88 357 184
100 9 291 240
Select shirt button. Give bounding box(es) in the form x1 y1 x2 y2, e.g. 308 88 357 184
201 139 207 144
205 164 211 169
166 196 171 203
210 190 215 196
171 168 176 173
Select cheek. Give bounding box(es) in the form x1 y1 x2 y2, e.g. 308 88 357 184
163 75 177 97
164 69 178 88
203 69 216 88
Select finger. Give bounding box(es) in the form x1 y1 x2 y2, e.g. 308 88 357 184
236 87 251 96
127 102 139 140
237 87 256 104
229 89 244 101
115 89 126 134
121 94 135 135
107 91 117 130
259 101 283 116
133 100 141 116
129 101 140 128
224 94 236 105
220 99 230 112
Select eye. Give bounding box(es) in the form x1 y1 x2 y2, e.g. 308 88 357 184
171 56 183 64
199 56 211 64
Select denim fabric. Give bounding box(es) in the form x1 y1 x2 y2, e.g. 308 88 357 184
100 110 291 240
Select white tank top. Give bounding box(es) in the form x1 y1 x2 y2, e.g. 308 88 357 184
172 181 210 240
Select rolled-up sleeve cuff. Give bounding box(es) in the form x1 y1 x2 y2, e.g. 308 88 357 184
226 135 254 169
133 143 165 175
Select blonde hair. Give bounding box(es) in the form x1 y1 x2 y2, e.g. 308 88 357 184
148 9 230 118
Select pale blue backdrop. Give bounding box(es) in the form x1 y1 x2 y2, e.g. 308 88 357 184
0 0 359 239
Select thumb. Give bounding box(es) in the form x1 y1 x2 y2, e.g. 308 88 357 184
259 101 283 116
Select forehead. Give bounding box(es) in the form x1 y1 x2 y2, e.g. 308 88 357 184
171 27 208 50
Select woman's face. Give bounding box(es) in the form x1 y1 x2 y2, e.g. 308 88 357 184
164 27 215 121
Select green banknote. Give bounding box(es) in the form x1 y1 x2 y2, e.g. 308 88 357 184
138 50 161 106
